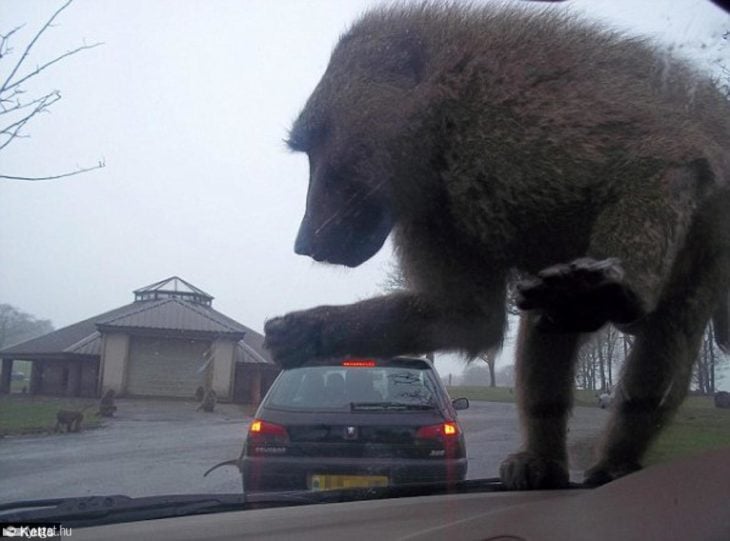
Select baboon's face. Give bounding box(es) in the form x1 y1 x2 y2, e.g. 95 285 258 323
287 30 425 267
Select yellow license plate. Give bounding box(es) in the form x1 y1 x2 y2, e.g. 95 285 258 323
310 474 389 491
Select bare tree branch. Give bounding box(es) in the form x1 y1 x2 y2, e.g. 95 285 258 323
0 0 104 182
1 0 75 92
0 25 25 60
0 160 105 181
0 91 60 151
0 88 25 111
2 41 103 94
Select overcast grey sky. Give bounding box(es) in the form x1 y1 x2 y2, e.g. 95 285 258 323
1 0 728 378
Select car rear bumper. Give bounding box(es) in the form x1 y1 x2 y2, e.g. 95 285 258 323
242 455 468 492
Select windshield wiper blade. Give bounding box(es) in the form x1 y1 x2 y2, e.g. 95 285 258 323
0 479 587 528
350 401 435 411
0 494 249 528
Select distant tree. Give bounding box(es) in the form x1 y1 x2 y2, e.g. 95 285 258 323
378 260 408 292
496 363 516 388
460 362 492 386
0 303 54 349
476 344 500 387
693 322 727 394
575 325 625 392
0 0 104 181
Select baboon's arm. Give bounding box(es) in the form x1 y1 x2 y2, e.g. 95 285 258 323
264 291 505 368
587 163 712 317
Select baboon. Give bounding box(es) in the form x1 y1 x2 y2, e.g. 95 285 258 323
55 405 92 433
197 389 217 412
195 385 205 402
715 391 730 409
263 3 730 489
97 389 117 417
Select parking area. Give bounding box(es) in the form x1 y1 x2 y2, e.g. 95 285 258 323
0 399 249 503
0 399 608 503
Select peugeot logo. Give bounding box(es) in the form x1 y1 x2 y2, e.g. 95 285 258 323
344 426 358 440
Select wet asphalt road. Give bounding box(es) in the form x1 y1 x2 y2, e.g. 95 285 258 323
0 399 608 503
458 400 610 481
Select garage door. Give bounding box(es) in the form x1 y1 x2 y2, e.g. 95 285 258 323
127 337 210 397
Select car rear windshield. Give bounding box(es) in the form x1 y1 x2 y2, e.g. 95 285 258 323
264 364 442 411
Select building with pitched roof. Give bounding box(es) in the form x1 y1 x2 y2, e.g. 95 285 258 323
0 277 279 403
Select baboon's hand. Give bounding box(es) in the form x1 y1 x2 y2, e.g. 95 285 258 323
499 452 569 490
516 257 643 332
264 308 329 368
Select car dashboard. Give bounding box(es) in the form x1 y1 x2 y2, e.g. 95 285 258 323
69 447 729 541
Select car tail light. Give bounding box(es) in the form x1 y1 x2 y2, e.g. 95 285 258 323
341 359 377 367
416 422 461 439
247 419 289 444
416 422 463 460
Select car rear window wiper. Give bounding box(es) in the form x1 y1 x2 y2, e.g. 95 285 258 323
350 401 435 411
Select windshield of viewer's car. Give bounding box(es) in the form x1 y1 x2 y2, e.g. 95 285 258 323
1 0 729 526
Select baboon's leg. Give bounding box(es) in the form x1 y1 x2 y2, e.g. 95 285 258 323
587 164 708 318
585 311 707 485
520 164 708 333
500 314 582 489
586 230 726 485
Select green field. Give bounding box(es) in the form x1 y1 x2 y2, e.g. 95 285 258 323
646 395 730 465
447 386 730 465
447 385 600 407
0 395 102 435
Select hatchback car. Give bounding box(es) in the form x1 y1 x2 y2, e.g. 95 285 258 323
241 356 469 492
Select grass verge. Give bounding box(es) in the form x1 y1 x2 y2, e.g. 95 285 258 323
446 385 600 407
448 386 730 466
0 394 102 436
645 395 730 465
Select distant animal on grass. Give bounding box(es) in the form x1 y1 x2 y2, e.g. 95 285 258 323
715 391 730 409
597 391 613 409
263 3 730 490
55 405 93 433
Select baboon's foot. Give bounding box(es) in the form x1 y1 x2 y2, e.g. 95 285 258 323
584 460 642 487
516 257 645 333
499 452 569 490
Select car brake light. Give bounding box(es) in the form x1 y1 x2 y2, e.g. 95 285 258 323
341 359 376 367
416 422 460 439
248 419 289 443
